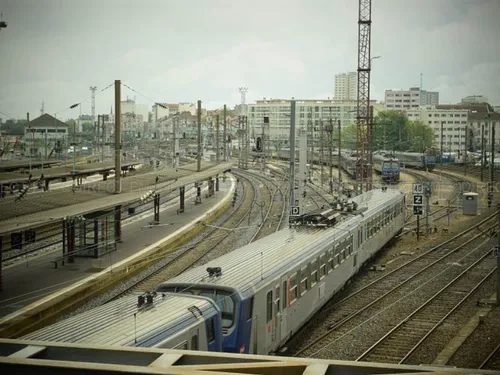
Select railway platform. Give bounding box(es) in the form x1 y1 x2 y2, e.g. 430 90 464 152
0 174 234 320
1 338 496 375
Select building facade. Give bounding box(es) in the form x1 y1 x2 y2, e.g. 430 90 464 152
384 87 439 110
247 98 380 150
334 72 357 100
407 103 500 152
406 105 469 152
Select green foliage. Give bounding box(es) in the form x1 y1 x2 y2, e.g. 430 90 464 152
1 119 25 135
372 110 410 151
342 110 436 153
341 124 357 150
82 122 93 133
407 120 435 152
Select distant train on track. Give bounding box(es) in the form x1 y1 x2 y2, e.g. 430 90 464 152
23 189 406 355
269 149 401 183
390 151 436 171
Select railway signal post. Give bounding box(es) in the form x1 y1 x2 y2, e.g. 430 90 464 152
413 183 424 240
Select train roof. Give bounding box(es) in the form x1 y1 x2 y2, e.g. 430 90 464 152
21 293 218 347
372 154 399 162
394 151 434 157
157 189 404 298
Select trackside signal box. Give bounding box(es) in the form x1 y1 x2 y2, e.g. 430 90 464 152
463 192 478 216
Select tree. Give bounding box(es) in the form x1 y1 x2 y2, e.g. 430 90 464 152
340 124 357 150
82 122 93 133
372 110 410 151
407 120 435 152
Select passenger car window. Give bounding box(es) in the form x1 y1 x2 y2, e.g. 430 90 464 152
266 291 272 323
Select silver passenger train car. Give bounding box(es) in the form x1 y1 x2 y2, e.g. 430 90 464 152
156 188 406 355
21 293 223 352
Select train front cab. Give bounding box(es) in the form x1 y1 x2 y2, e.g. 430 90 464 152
424 154 436 171
156 283 250 354
381 160 400 183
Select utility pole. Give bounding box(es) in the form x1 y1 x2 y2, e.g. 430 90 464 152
90 86 97 160
223 105 228 161
216 114 220 163
489 115 494 184
497 203 500 306
27 112 31 174
114 80 122 194
289 100 297 220
320 119 324 187
481 124 485 182
197 100 202 172
440 121 444 167
328 117 333 194
464 124 468 176
338 119 342 186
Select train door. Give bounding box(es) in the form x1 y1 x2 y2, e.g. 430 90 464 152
265 288 275 351
273 283 282 344
279 278 287 342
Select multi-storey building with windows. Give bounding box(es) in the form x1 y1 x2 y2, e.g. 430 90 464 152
247 98 382 150
385 87 439 110
406 105 469 152
334 72 357 100
407 103 500 152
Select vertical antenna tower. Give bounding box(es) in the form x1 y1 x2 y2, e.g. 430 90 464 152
356 0 373 193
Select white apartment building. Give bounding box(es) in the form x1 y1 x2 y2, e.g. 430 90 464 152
385 87 439 110
407 103 500 152
121 113 144 135
334 72 357 100
121 99 149 124
406 105 468 152
247 98 381 147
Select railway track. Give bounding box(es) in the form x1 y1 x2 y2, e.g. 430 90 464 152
2 175 194 265
355 246 496 364
289 211 498 358
235 169 289 242
480 342 500 370
104 173 256 297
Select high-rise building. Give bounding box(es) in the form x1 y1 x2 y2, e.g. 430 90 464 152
334 72 357 100
384 87 439 110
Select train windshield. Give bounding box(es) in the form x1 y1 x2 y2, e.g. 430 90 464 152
384 162 399 170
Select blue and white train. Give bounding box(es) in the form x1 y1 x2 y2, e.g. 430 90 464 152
22 189 406 355
373 154 400 183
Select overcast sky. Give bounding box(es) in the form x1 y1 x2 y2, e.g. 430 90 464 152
0 0 499 121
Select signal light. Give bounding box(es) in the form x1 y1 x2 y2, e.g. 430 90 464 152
488 192 493 208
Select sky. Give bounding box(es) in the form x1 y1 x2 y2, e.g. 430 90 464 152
0 0 499 121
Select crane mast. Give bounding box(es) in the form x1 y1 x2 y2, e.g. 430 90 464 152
356 0 373 193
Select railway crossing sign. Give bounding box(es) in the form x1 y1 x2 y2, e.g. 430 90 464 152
413 195 423 205
413 205 423 215
412 183 423 194
291 206 300 215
